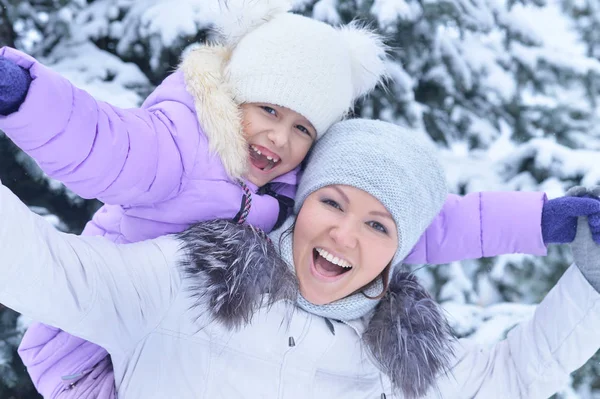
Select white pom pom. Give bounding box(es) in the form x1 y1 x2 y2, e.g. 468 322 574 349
337 21 388 98
212 0 293 46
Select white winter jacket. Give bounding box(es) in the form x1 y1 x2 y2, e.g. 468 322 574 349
0 184 599 399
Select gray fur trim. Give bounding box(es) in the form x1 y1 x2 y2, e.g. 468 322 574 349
363 272 455 399
177 219 298 329
178 221 454 396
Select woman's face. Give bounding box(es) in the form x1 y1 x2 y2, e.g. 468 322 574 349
293 185 398 305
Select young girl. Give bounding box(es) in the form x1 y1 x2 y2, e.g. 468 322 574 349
0 2 589 398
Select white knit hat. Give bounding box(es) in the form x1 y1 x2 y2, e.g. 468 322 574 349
213 0 387 137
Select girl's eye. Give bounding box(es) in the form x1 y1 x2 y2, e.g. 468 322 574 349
296 124 312 137
261 106 277 116
367 221 388 235
321 198 342 211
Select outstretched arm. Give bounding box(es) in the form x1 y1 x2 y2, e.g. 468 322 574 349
0 46 204 205
435 216 600 398
0 182 183 354
404 192 548 264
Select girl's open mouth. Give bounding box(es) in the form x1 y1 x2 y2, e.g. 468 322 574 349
249 144 280 172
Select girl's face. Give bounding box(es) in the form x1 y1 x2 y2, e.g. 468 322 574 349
242 103 316 187
292 185 398 305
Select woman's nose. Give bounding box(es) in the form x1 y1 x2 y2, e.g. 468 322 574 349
329 220 358 249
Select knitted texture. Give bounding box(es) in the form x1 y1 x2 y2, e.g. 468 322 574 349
0 57 31 116
270 118 448 321
296 119 448 266
224 13 386 137
571 216 600 292
541 196 600 244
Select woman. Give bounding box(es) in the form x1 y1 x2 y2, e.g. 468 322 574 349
0 119 599 398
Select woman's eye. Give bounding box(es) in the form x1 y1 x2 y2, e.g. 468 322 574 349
321 198 342 210
261 106 277 116
368 221 388 234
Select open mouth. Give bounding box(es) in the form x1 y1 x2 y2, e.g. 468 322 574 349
249 144 281 172
311 247 353 280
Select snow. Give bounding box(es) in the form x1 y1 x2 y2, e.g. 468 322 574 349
510 1 585 55
437 34 474 91
460 33 517 102
312 0 341 24
129 0 214 47
504 138 600 187
46 41 149 107
370 0 420 26
385 61 416 101
4 0 600 396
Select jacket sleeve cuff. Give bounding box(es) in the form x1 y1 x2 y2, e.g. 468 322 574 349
0 47 74 150
480 191 548 257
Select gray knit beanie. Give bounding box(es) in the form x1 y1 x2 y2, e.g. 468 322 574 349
296 118 448 267
270 118 448 320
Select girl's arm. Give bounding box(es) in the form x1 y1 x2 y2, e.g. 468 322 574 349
405 192 548 264
0 46 205 205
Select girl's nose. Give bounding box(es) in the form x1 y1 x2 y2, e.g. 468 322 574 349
267 126 289 148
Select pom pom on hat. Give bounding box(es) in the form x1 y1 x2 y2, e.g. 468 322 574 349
212 0 293 46
338 21 389 99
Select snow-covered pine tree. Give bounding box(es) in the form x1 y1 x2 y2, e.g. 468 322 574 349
1 0 600 397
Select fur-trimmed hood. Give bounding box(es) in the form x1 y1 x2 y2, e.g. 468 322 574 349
179 45 248 179
177 219 455 398
177 0 388 179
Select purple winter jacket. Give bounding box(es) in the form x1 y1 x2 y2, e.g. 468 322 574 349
0 46 547 398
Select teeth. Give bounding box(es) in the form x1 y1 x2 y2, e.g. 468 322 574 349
316 248 352 268
251 145 262 155
251 145 280 163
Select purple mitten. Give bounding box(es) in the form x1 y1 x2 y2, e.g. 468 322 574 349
565 186 600 243
542 193 600 244
588 212 600 243
0 56 32 116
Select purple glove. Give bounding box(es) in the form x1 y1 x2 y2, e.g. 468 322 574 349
0 56 32 116
589 213 600 243
542 189 600 244
564 186 600 243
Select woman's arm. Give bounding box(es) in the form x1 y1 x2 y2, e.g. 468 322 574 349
0 182 183 354
434 220 600 398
